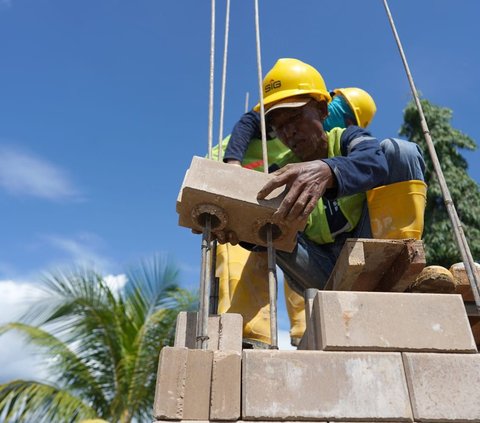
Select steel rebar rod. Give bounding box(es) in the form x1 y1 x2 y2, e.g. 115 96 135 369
197 216 212 349
207 0 215 160
217 0 231 162
267 224 279 349
382 0 480 309
197 0 216 349
254 0 278 348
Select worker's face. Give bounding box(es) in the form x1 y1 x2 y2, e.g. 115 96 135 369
267 100 329 161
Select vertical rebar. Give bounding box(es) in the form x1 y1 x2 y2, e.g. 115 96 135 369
267 224 278 349
198 0 216 349
382 0 480 310
245 91 250 113
254 0 278 348
207 0 216 159
197 216 212 349
217 0 231 163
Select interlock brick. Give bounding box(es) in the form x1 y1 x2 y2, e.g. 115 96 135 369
174 311 242 352
176 156 305 252
210 351 241 420
403 352 480 422
450 261 480 302
153 347 213 420
242 350 413 421
311 291 477 352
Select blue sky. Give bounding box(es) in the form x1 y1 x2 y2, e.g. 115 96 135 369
1 0 480 374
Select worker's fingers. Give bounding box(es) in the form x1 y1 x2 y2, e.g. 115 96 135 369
273 183 301 220
285 187 316 221
301 194 321 221
256 168 289 200
191 228 202 235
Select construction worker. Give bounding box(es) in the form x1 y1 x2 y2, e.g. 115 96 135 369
214 80 377 346
252 58 426 293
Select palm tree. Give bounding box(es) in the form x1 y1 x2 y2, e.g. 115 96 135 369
0 256 198 422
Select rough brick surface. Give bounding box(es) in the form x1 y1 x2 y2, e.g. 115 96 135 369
311 291 477 353
218 313 243 352
174 311 242 352
450 262 480 302
176 156 305 252
403 352 480 422
210 351 241 420
242 350 412 421
153 347 213 420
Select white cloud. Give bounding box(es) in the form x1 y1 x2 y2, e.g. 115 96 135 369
0 280 46 324
0 146 81 201
104 274 127 292
0 280 49 383
43 233 113 271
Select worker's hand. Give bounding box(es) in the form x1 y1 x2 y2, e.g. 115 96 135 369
257 160 335 222
226 159 242 166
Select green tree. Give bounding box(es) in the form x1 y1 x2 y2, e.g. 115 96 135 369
400 98 480 266
0 257 198 422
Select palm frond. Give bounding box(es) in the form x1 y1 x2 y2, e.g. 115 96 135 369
0 380 97 423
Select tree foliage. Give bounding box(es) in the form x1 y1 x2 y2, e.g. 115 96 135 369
400 98 480 266
0 257 198 423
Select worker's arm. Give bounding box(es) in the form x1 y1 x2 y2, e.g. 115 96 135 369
323 126 388 198
257 126 388 221
223 111 261 164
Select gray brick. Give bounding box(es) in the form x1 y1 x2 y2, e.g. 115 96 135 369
311 291 477 352
153 347 213 420
403 352 480 422
242 350 412 421
210 351 241 420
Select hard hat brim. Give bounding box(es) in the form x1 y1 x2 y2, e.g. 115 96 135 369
253 89 331 113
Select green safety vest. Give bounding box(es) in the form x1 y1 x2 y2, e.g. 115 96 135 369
304 128 365 244
212 128 365 245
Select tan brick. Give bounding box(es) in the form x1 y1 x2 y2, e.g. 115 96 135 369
174 311 242 352
403 352 480 422
176 156 305 252
153 347 213 420
218 313 243 352
242 350 412 421
311 291 477 353
450 261 480 302
210 351 241 420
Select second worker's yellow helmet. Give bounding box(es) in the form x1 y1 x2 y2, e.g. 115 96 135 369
333 87 377 128
254 58 331 112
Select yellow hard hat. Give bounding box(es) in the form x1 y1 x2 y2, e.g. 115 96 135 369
333 87 377 128
254 58 331 112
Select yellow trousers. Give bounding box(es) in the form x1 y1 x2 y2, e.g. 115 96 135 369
216 243 306 344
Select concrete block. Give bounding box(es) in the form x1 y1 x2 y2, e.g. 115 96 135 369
242 350 412 421
450 262 480 302
176 156 306 252
154 347 213 420
210 351 241 420
218 313 243 352
403 352 480 422
174 311 242 352
311 291 477 353
324 238 425 292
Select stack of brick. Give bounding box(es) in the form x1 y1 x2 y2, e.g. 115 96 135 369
153 312 243 421
154 292 480 422
450 262 480 346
